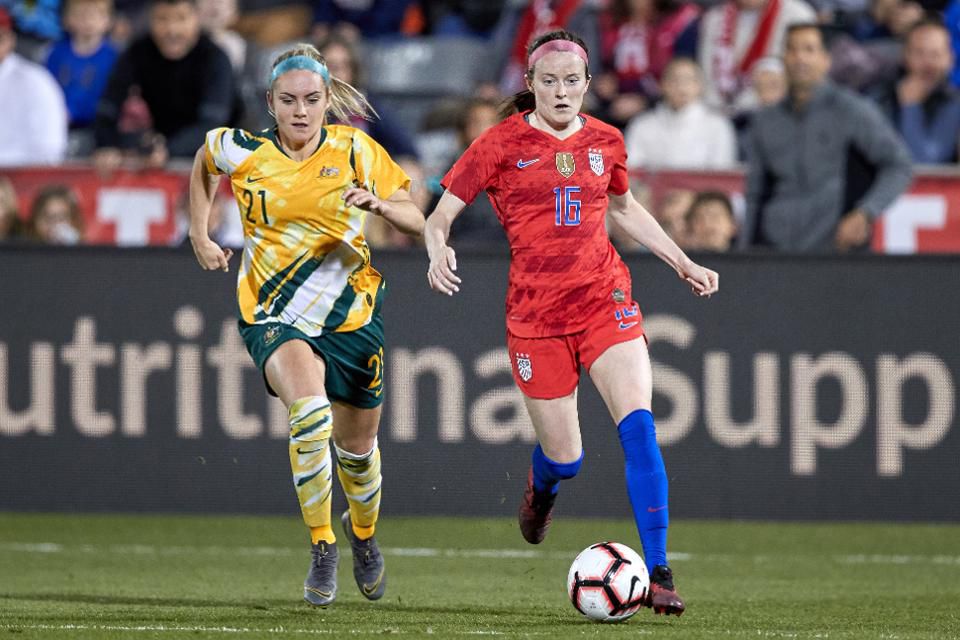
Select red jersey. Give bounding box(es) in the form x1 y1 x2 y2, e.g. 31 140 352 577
442 112 633 338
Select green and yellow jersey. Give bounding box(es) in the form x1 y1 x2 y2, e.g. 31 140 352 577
204 125 410 335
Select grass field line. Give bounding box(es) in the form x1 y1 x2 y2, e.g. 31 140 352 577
0 623 540 636
3 542 960 567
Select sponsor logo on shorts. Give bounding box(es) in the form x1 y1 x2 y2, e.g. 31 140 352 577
614 303 640 331
264 325 283 346
515 352 533 382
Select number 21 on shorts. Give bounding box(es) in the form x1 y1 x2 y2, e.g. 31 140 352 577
554 186 581 226
367 347 384 397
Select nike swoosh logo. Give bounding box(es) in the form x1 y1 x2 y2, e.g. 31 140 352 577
516 158 540 169
362 571 385 596
619 321 639 330
647 505 667 513
246 175 267 183
296 447 323 454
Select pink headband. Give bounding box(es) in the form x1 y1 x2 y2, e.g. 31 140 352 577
527 40 589 70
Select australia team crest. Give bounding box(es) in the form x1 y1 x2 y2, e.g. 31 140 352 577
588 148 604 176
515 352 533 382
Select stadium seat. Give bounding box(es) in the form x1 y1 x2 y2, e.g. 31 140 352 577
362 37 488 131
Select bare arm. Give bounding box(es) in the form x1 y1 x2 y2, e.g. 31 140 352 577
188 145 233 271
342 186 425 236
424 190 468 296
608 190 719 297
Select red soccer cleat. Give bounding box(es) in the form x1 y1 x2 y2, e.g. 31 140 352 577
647 564 685 616
518 467 557 544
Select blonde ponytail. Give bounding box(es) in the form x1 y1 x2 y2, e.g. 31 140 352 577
327 75 378 122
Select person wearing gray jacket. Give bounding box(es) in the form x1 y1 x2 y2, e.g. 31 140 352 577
744 23 913 252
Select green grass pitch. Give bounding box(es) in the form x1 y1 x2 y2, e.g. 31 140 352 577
2 514 959 639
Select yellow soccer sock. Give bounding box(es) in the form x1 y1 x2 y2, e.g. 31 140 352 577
289 396 334 540
310 525 336 544
335 441 381 539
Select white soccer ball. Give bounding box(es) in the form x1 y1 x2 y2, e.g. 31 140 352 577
566 541 649 622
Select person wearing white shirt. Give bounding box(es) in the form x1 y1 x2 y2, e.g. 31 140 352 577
0 7 68 168
624 58 737 170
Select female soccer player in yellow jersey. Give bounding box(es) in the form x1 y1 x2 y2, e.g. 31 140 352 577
188 43 424 608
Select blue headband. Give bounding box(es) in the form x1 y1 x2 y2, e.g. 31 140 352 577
270 55 331 86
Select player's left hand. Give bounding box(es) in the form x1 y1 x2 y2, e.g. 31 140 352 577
342 186 385 215
678 259 719 298
835 209 871 252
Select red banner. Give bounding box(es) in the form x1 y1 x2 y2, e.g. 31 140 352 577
631 169 960 253
5 166 187 246
4 166 960 252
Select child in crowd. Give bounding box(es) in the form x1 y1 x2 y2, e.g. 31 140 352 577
46 0 117 132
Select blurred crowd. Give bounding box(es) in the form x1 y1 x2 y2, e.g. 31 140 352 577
0 0 956 252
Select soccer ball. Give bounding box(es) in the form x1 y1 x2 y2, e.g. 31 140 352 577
567 542 649 622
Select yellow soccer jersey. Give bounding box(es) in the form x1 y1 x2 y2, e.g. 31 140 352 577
204 125 410 335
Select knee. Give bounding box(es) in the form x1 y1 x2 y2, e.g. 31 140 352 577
334 434 377 456
288 395 332 443
618 409 656 443
535 444 583 479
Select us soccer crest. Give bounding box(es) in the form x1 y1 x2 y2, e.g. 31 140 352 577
555 152 575 178
588 148 604 176
515 352 533 382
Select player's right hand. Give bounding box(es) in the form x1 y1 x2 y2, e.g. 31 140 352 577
427 245 461 296
190 235 233 272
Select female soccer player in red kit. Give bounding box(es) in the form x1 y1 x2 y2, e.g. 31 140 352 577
424 30 719 616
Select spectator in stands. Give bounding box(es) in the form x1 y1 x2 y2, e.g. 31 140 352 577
0 177 29 242
197 0 246 72
845 0 923 41
494 0 600 96
318 34 419 161
828 0 922 91
695 0 816 113
45 0 118 156
945 0 960 85
93 0 235 169
0 7 69 167
733 56 787 159
735 55 787 112
7 0 62 51
611 187 694 250
311 0 418 43
624 57 737 169
744 23 912 251
686 190 738 251
594 0 700 127
871 18 960 162
427 97 507 248
26 184 84 245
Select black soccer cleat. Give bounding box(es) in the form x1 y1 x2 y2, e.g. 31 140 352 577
518 467 558 544
303 540 338 607
340 510 386 600
647 564 685 616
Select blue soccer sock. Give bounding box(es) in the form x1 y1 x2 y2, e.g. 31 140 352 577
531 444 583 495
618 409 669 571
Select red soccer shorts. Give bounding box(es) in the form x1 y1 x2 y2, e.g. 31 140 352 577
506 298 645 400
